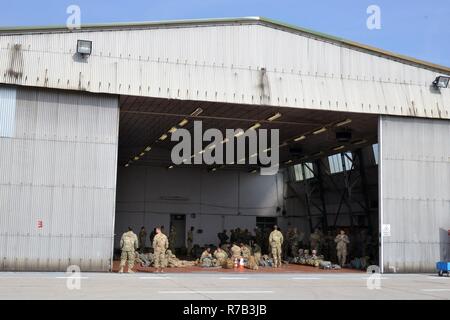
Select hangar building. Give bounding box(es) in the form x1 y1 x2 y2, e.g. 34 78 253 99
0 17 449 273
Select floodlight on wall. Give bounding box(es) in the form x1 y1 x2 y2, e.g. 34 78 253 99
77 40 92 57
432 76 450 88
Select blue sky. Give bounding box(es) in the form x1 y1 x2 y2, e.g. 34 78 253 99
0 0 449 67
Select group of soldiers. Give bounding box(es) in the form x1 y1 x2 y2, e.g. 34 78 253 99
118 223 369 273
119 226 170 273
199 225 284 270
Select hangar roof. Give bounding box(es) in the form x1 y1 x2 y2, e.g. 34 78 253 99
1 16 449 74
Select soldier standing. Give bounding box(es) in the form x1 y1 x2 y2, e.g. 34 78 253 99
290 228 300 257
310 228 323 252
119 227 139 273
335 230 350 266
169 225 176 252
138 226 147 252
153 227 169 273
269 225 284 268
187 226 194 257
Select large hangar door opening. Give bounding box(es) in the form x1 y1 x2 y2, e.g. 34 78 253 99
114 95 379 269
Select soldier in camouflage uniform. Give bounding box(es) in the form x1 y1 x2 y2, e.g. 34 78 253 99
153 227 169 272
168 225 176 252
138 226 147 253
310 228 323 252
231 243 242 261
213 247 228 267
119 227 139 273
187 226 194 257
335 230 350 266
269 225 284 268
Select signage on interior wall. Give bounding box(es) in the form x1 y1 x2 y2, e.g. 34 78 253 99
382 224 391 237
37 220 43 229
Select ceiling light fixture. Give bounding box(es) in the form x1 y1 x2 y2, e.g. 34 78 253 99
168 127 177 134
134 156 139 161
267 112 282 121
248 123 261 131
353 139 368 145
139 152 145 156
178 119 189 127
336 119 352 127
190 107 203 117
294 135 306 142
313 127 327 135
159 134 168 141
333 145 345 151
144 146 151 152
168 165 174 169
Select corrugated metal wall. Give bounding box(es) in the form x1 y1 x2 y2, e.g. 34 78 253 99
0 85 119 271
0 23 448 119
380 115 450 273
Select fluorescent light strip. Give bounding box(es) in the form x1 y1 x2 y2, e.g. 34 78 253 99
336 119 352 127
234 131 244 138
168 165 174 169
294 135 306 142
144 146 151 152
178 119 188 127
159 134 168 141
248 123 261 131
313 127 327 135
139 152 145 156
333 145 345 151
267 112 282 121
134 156 139 161
190 107 203 117
168 127 177 134
353 139 367 145
285 160 293 164
221 138 229 144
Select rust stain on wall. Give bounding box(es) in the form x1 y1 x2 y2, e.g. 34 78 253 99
7 44 24 80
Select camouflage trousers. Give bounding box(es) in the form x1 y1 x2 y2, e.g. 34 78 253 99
154 249 167 268
337 249 347 266
271 243 282 267
119 250 135 269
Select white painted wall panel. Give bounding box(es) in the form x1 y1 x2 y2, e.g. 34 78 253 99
0 85 119 271
380 115 450 273
0 22 448 118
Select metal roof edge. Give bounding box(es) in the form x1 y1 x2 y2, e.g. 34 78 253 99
0 16 449 74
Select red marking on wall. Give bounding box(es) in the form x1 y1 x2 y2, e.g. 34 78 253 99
37 220 43 229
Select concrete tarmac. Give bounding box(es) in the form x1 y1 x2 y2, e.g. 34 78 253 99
0 272 449 300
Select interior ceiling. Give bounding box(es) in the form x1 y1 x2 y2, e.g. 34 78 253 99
118 95 378 170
